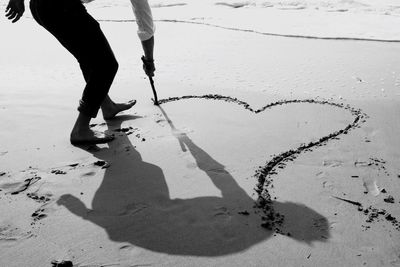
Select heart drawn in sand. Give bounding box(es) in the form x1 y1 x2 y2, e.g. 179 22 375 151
158 94 368 228
55 94 382 256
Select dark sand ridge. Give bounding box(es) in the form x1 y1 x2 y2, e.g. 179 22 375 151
57 111 329 256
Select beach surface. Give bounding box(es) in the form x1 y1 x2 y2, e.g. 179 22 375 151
1 1 400 266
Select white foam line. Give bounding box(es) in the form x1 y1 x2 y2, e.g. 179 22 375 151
97 19 400 43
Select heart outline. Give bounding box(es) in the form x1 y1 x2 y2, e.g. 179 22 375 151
159 94 368 229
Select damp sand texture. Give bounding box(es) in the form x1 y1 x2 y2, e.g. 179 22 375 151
1 5 400 267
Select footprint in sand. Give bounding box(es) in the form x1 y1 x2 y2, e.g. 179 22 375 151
31 208 48 222
362 178 380 196
49 162 80 175
317 171 337 190
322 159 343 168
0 176 41 195
27 192 52 203
354 160 371 167
322 181 335 190
0 223 32 241
50 169 67 175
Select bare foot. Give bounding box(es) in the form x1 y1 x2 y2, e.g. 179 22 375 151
102 100 136 120
70 129 114 145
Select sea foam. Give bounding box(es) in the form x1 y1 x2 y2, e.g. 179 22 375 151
85 0 400 41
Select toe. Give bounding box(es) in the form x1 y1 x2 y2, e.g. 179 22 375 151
103 100 136 120
126 99 137 107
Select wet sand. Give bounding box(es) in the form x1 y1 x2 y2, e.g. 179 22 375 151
0 16 400 267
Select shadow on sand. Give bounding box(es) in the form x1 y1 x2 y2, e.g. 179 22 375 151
58 110 330 256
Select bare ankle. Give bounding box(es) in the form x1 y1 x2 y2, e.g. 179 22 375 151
72 112 92 133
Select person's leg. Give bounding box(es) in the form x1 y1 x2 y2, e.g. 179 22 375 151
101 96 137 120
29 0 132 144
32 0 115 115
78 57 136 121
70 112 113 145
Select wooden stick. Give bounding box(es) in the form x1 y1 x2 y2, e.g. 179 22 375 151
149 76 159 105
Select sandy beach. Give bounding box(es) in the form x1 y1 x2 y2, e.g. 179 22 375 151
1 1 400 266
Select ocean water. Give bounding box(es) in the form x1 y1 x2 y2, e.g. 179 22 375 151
1 0 399 40
84 0 400 41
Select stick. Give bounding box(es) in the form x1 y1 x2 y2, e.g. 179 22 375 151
149 76 159 105
141 56 159 105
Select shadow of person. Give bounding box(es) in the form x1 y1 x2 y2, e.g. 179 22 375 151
58 111 330 256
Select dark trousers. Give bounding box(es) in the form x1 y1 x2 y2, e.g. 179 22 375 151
30 0 118 117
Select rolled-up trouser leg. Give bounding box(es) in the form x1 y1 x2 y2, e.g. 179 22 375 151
30 0 118 118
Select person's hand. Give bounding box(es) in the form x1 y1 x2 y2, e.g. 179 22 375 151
141 56 155 77
5 0 25 23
